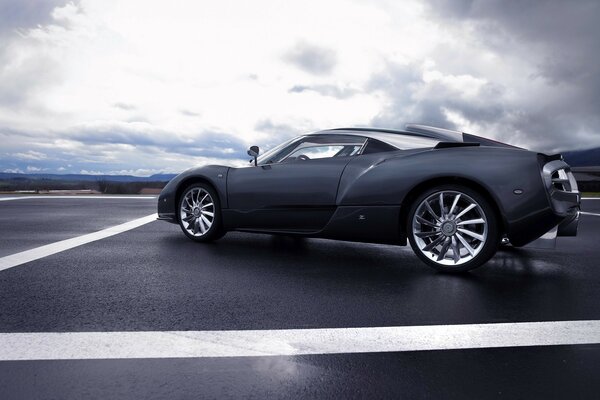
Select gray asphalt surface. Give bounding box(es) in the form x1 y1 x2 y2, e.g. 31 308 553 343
0 196 156 257
0 196 599 399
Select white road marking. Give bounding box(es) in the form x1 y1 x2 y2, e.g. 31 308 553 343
580 211 600 217
0 196 156 201
0 214 157 272
0 320 598 361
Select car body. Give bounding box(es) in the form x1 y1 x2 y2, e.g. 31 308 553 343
158 124 580 272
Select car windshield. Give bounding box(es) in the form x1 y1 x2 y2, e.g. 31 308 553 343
256 136 304 165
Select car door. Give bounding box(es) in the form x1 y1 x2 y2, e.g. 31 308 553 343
226 135 365 231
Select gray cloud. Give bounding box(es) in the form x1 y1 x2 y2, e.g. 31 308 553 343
254 118 311 139
68 122 248 159
0 121 251 175
180 109 201 117
0 1 76 108
254 118 314 152
0 0 72 35
283 42 337 75
113 102 136 111
289 84 358 99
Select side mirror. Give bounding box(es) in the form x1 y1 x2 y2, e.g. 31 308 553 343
247 145 259 166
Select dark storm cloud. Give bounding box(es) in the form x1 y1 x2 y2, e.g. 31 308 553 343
427 0 600 84
289 84 358 99
415 0 600 151
283 42 337 75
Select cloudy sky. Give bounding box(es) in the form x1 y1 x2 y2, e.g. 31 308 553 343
1 0 599 175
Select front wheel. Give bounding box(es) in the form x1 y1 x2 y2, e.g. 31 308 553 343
178 184 225 242
407 185 500 273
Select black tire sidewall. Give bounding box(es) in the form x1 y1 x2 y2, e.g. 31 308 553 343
178 184 224 242
407 184 500 272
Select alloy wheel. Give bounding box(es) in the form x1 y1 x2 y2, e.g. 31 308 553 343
412 190 488 266
180 187 215 237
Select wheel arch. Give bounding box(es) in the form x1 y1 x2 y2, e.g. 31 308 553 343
398 176 507 242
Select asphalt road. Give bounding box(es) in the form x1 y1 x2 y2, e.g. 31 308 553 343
0 196 599 399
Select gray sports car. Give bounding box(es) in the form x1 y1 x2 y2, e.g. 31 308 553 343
158 124 580 272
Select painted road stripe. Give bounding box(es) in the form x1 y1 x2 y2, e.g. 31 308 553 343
581 211 600 217
0 196 156 201
0 320 598 361
0 214 157 272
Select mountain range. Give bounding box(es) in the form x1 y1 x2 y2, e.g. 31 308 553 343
0 172 178 182
562 147 600 167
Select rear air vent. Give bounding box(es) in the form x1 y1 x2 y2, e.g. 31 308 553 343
543 160 578 193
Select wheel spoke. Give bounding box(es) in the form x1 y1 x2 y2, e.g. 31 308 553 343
416 215 438 228
415 230 441 238
202 210 214 218
449 194 461 217
200 215 212 228
200 193 209 205
423 235 446 252
457 218 485 226
198 217 206 233
193 219 200 234
454 203 476 220
456 232 475 256
451 236 460 263
439 193 445 218
437 238 451 261
457 228 485 242
424 201 440 221
201 203 213 209
183 214 195 222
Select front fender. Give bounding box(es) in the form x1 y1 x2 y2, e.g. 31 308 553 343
158 165 230 221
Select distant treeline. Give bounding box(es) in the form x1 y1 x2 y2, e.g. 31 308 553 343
1 176 598 194
0 178 168 194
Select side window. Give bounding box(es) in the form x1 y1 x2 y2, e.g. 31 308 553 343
288 145 345 160
361 138 397 155
278 135 366 163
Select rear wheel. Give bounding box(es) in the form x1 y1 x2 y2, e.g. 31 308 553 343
178 184 225 242
407 185 500 272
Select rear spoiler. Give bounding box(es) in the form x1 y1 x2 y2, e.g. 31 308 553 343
434 142 480 149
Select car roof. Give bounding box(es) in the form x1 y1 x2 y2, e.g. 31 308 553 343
309 124 518 150
320 125 464 141
308 125 464 150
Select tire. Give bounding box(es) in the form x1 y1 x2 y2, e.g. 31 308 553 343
178 183 225 242
407 184 500 273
